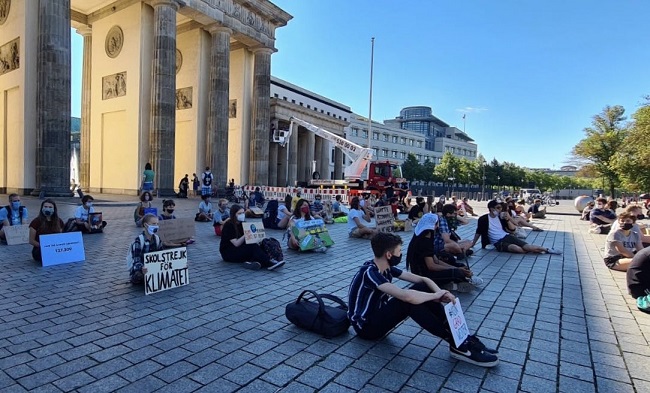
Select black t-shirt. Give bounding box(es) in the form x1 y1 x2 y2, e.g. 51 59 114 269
219 220 239 255
406 234 435 277
408 205 423 221
627 246 650 299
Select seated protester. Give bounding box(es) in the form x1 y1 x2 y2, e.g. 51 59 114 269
581 200 595 221
616 204 650 246
470 200 562 254
158 199 194 246
409 213 483 293
434 196 445 214
310 194 325 219
348 196 377 239
213 199 230 236
458 197 478 217
527 199 546 219
331 195 347 218
435 204 476 259
0 193 28 242
287 199 326 252
219 204 284 270
348 232 499 367
408 197 427 224
515 199 531 220
74 195 107 233
275 203 292 229
506 199 542 232
390 197 399 219
627 247 650 313
134 191 153 227
359 193 375 217
589 198 617 234
195 194 214 222
29 199 65 263
249 187 266 209
603 212 644 272
127 214 163 284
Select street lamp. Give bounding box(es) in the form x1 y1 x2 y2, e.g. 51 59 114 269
497 175 501 195
481 162 486 201
448 168 456 197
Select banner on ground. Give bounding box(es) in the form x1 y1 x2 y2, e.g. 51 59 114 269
40 232 85 266
291 218 334 251
243 222 266 244
5 224 29 245
375 206 394 233
144 247 189 295
444 299 470 348
157 218 195 243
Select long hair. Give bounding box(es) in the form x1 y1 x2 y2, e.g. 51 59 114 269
38 199 62 233
292 198 309 219
227 204 243 237
145 162 152 171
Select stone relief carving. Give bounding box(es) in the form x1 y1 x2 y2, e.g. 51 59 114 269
0 0 10 25
0 37 19 76
105 26 124 58
229 99 237 118
175 49 182 74
176 87 192 110
102 72 127 100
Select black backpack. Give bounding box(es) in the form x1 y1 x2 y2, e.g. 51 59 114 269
203 172 212 186
5 205 25 225
263 200 279 229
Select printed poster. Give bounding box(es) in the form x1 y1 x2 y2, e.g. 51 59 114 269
291 218 334 251
40 232 86 266
243 222 266 244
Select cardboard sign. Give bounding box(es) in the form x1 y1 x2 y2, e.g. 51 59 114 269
444 299 470 348
291 219 334 251
249 207 264 217
144 247 189 295
40 232 85 266
143 207 158 216
4 224 30 245
375 206 394 233
243 222 266 244
157 218 195 243
88 212 103 231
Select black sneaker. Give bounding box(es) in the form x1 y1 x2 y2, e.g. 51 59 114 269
467 335 498 354
243 262 261 270
449 340 499 368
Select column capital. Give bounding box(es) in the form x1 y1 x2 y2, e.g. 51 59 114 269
149 0 180 11
75 26 92 37
206 24 232 35
251 46 276 55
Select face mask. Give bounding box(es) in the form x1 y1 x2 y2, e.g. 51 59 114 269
42 208 53 216
622 223 634 230
146 225 159 235
85 202 92 208
11 201 20 210
301 206 310 214
388 253 402 267
237 213 246 222
166 209 174 214
145 196 150 201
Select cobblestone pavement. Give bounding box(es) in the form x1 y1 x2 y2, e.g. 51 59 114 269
0 195 648 392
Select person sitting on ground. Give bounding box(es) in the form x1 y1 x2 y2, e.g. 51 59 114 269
127 213 163 284
613 204 650 246
627 247 650 313
527 199 546 219
603 212 644 272
195 194 214 222
515 199 531 220
213 198 230 236
581 200 595 221
359 193 376 217
435 204 476 260
310 194 325 219
409 213 483 293
458 197 478 217
331 194 347 218
348 232 499 367
470 200 562 254
219 204 284 270
274 202 292 229
590 198 617 234
249 187 265 209
434 196 445 214
158 199 194 247
408 197 427 224
390 197 399 219
134 191 153 227
0 193 28 243
74 195 107 233
29 199 64 263
287 199 327 252
348 196 377 239
506 199 542 232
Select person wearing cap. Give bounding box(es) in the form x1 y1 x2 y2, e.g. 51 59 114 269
407 213 483 292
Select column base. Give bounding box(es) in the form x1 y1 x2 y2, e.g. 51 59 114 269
156 188 178 197
30 188 74 198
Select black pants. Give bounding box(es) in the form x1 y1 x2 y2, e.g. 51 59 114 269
221 243 272 268
32 247 42 263
422 268 467 286
354 283 453 344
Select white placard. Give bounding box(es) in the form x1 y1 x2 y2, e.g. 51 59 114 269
375 206 394 233
4 224 30 245
144 247 189 295
243 222 266 244
444 299 470 348
40 232 86 266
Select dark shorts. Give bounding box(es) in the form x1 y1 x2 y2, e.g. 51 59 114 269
494 234 528 252
604 255 623 269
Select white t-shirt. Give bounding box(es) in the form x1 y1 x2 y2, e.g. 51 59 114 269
277 204 289 221
605 228 642 258
487 214 508 244
348 209 365 234
74 205 94 221
198 201 212 214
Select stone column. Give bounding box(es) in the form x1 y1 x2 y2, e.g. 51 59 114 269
149 0 178 197
249 47 274 185
314 137 322 177
304 131 315 181
268 118 279 186
33 0 72 196
77 26 92 192
334 148 343 179
320 138 330 179
288 124 298 186
206 25 231 190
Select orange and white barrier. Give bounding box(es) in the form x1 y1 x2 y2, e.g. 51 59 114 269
243 186 351 205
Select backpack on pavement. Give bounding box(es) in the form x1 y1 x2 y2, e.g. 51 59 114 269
285 290 350 338
261 237 284 262
262 200 279 229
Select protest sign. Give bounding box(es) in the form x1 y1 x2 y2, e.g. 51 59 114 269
243 222 266 244
89 212 103 231
143 207 158 216
4 224 29 245
291 218 334 251
157 218 195 243
249 207 264 217
374 206 394 233
144 247 189 295
40 232 85 266
444 299 470 348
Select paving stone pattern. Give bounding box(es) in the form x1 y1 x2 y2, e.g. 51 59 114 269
1 195 648 392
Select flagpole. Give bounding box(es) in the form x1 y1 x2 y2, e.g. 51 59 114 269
367 37 375 151
463 114 466 133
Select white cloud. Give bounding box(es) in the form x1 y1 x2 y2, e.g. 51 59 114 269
456 107 488 114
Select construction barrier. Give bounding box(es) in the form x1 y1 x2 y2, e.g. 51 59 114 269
243 186 352 205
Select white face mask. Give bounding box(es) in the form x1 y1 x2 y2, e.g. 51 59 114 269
237 213 246 222
85 202 92 208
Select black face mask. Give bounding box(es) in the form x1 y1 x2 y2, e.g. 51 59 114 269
167 209 174 214
388 253 402 267
622 223 634 231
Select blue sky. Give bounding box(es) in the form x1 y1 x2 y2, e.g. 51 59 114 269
71 0 650 169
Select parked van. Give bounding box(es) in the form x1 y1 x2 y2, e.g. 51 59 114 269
521 188 541 200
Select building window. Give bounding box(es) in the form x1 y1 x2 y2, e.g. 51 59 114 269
373 148 379 156
400 152 406 159
391 151 397 158
416 154 421 161
331 148 335 163
409 139 414 146
351 128 359 137
392 136 398 143
373 132 379 140
382 149 388 157
383 134 388 142
362 130 368 138
417 141 422 148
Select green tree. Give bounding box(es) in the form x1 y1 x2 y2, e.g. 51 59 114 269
421 159 437 183
614 98 650 192
402 153 423 181
571 105 628 197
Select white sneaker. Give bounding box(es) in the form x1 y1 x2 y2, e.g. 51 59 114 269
267 260 285 271
546 248 562 255
468 276 484 286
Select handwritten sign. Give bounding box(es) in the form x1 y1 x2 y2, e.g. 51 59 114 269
243 222 266 244
375 206 394 233
4 224 30 245
40 232 85 266
144 247 189 295
291 219 334 251
444 299 470 348
157 218 195 243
